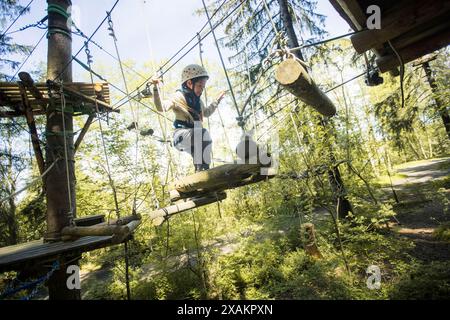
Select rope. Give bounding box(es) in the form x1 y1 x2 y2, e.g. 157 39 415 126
112 0 245 111
240 7 259 138
71 56 171 122
52 0 120 82
202 0 242 129
107 12 140 214
289 30 363 53
59 82 74 225
388 40 405 109
0 0 35 39
0 260 59 300
124 240 131 300
4 15 48 36
0 157 60 204
8 30 47 81
71 22 147 80
85 42 121 219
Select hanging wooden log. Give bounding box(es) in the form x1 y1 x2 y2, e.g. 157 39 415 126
169 163 272 194
61 216 141 240
350 0 449 54
147 192 227 226
275 59 337 117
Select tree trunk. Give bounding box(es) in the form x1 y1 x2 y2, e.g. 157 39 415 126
45 0 80 300
423 61 450 139
277 0 303 60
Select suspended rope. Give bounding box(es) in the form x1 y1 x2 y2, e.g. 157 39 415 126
84 42 121 219
9 30 47 81
387 40 405 109
112 0 246 112
107 11 140 214
0 0 35 39
71 22 147 80
240 7 259 138
201 0 242 130
4 15 47 36
52 0 120 82
0 157 60 204
59 82 74 225
197 32 234 161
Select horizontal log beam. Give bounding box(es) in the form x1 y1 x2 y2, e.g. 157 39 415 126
146 193 227 226
61 219 141 241
376 28 450 73
169 163 268 194
351 0 450 54
275 59 337 117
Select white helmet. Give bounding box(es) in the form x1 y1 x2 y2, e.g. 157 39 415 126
181 64 209 84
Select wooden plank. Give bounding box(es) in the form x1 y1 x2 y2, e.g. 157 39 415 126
376 28 450 73
0 236 115 272
351 0 450 53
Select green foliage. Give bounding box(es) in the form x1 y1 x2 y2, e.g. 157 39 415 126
389 261 450 300
433 222 450 242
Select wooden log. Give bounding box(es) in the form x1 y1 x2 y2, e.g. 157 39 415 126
376 28 450 73
275 59 337 117
169 163 265 194
61 218 141 240
18 72 44 100
169 167 276 201
74 114 94 153
351 0 449 54
18 82 45 175
147 193 227 226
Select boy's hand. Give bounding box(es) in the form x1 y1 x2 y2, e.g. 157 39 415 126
150 77 162 86
216 91 226 104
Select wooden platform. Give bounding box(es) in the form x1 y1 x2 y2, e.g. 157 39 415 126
0 80 113 118
0 236 116 273
0 215 141 273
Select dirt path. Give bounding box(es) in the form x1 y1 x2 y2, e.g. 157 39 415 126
388 157 450 262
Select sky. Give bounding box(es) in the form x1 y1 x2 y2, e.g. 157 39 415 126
5 0 351 82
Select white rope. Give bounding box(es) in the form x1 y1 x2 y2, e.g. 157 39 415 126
0 158 60 204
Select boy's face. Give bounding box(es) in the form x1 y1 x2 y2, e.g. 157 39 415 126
187 78 208 97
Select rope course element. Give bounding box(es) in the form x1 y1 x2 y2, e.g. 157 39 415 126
3 15 48 36
59 82 75 225
111 0 246 112
388 40 405 109
0 0 35 39
71 23 147 80
9 30 47 81
52 0 120 82
202 0 242 129
84 42 121 219
0 261 59 300
0 157 60 204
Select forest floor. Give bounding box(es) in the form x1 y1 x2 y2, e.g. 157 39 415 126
383 157 450 262
78 157 450 299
